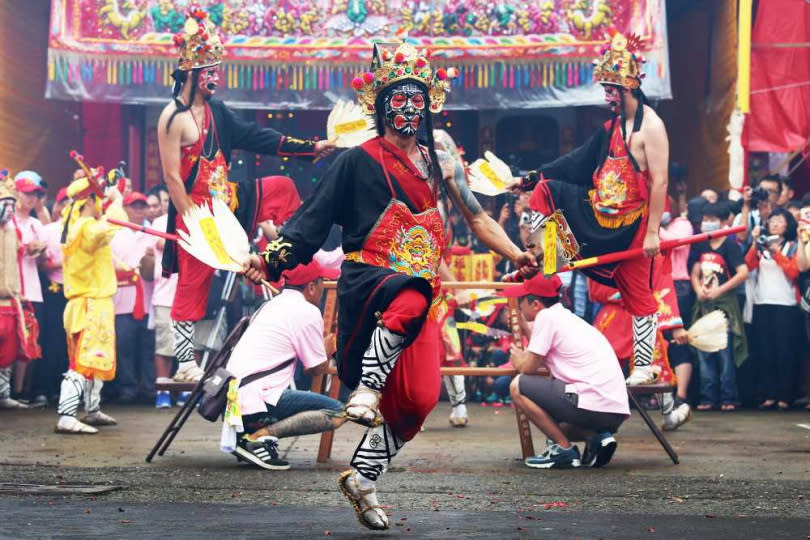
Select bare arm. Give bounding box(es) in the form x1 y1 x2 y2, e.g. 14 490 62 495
799 235 809 272
442 158 525 264
643 115 669 256
509 343 546 374
157 105 192 216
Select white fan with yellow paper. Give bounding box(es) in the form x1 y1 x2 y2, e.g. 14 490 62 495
467 151 517 196
177 197 249 273
327 99 376 148
178 198 279 293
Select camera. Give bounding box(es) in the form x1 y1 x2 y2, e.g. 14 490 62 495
749 186 770 204
756 234 779 252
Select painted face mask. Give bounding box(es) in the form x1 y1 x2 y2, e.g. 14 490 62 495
384 83 426 136
198 67 220 99
0 198 15 225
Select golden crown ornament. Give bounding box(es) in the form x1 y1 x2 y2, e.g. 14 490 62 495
351 42 458 115
173 6 225 71
592 30 646 89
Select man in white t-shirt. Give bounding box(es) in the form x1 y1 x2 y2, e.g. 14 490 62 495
225 260 345 470
504 273 630 470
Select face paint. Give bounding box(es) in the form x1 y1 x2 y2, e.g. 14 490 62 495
0 199 15 225
602 84 621 114
198 67 220 99
384 83 426 136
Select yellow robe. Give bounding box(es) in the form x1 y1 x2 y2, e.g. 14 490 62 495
62 212 120 381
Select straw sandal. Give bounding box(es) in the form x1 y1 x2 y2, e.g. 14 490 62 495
338 469 389 530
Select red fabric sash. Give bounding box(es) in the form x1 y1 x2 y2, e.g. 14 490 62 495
361 137 437 212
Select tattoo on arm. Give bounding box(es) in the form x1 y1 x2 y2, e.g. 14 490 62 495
450 162 483 215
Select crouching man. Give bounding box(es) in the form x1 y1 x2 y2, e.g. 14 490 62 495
503 274 630 469
226 260 345 470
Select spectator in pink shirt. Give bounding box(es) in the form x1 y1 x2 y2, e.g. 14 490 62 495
110 192 155 403
225 260 345 471
505 274 630 470
11 173 46 405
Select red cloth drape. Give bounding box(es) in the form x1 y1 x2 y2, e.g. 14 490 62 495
746 0 810 152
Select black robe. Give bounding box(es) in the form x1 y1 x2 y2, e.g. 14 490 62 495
276 142 434 389
527 118 643 285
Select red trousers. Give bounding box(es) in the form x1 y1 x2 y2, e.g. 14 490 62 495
613 226 658 317
0 309 20 369
170 236 216 322
378 288 441 442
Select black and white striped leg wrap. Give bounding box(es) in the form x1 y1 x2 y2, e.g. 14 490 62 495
359 326 405 392
0 367 11 399
57 370 85 417
85 378 103 414
632 315 658 368
443 375 467 407
172 320 195 364
350 423 404 482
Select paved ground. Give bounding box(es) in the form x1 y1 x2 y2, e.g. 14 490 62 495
1 404 809 537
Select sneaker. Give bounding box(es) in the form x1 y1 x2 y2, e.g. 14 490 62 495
176 391 191 408
524 444 581 469
155 391 172 409
662 401 692 432
82 410 118 426
582 432 618 468
232 436 290 471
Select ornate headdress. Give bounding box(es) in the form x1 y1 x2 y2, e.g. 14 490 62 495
592 31 646 89
351 42 458 115
0 169 16 202
173 7 225 71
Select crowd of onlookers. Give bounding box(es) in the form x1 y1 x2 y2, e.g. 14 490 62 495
3 166 810 416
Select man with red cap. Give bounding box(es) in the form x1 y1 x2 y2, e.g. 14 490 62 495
504 273 630 470
11 171 47 405
224 260 345 470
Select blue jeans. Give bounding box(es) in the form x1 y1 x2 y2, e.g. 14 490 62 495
697 334 738 406
243 389 343 428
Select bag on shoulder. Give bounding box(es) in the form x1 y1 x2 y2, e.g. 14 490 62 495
197 359 294 422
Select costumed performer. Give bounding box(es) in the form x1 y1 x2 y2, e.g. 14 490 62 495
245 41 536 530
54 170 126 434
157 7 336 383
515 31 669 386
0 170 42 409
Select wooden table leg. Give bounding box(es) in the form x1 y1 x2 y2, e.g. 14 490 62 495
506 297 535 459
317 372 343 463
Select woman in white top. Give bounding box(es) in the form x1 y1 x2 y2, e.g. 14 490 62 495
745 208 803 410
